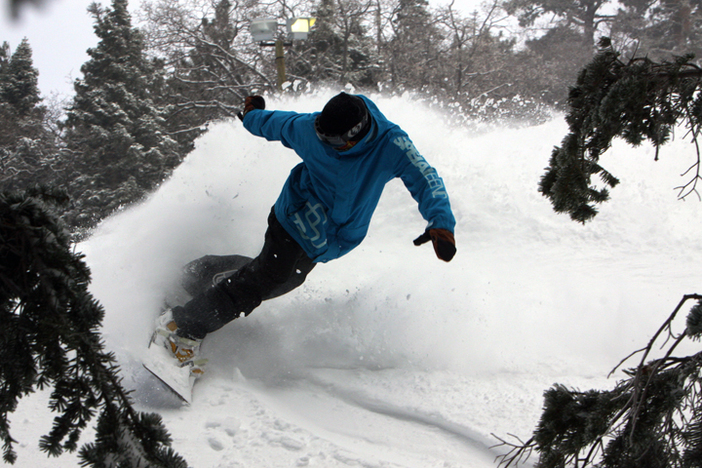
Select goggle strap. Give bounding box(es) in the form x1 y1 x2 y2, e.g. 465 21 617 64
314 105 369 147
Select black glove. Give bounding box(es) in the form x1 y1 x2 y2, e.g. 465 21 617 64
413 228 456 262
237 95 265 121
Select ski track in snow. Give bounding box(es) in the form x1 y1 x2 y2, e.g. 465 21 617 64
11 92 702 467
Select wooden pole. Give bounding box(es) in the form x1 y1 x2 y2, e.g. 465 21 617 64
275 39 286 91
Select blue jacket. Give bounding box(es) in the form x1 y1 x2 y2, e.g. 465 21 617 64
243 95 456 263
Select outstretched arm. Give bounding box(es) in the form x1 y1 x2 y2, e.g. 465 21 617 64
393 134 456 262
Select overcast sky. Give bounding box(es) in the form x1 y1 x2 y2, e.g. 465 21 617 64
2 1 91 99
1 0 482 100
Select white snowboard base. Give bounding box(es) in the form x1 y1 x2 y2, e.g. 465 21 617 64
143 342 195 404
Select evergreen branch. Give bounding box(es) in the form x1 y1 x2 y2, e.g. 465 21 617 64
496 294 702 467
0 188 188 467
628 294 701 373
605 295 700 445
625 332 689 445
540 38 702 222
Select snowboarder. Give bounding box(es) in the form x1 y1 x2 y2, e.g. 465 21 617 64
152 92 457 377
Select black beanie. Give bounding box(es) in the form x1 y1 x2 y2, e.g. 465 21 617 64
318 92 368 136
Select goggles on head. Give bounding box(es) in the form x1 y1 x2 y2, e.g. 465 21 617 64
314 109 370 149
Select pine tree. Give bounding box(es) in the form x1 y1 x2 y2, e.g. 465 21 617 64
296 0 378 88
296 0 342 83
615 0 702 60
388 0 444 92
202 0 236 51
0 187 188 467
539 37 702 222
0 37 40 115
61 0 181 233
0 39 57 193
504 0 614 49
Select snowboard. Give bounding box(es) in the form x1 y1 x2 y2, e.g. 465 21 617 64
143 254 253 404
143 339 197 404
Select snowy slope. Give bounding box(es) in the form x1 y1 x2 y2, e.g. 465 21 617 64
11 92 702 467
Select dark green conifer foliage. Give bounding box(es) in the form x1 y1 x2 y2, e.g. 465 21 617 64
616 0 702 60
504 0 610 48
298 0 377 88
0 37 40 116
201 0 236 50
0 39 57 193
539 37 702 222
62 0 180 233
390 0 444 91
0 187 188 467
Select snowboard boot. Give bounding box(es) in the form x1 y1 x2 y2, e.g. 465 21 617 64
152 308 207 378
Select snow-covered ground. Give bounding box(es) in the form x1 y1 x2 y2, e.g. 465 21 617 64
11 92 702 467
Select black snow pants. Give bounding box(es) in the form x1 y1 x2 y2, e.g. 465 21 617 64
173 209 316 340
